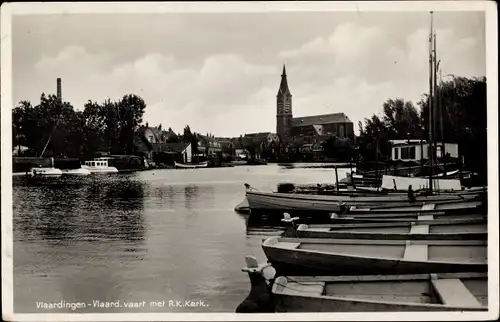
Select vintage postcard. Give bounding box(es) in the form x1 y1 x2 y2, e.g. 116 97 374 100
1 1 498 321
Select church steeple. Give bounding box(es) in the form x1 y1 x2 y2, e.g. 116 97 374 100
276 64 293 141
277 64 292 96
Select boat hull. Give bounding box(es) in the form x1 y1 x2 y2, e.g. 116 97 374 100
272 273 487 312
62 168 91 175
246 190 482 215
295 222 487 240
174 161 208 169
262 237 487 276
81 166 118 173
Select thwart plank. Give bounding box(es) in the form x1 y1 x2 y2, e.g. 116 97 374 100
410 224 430 234
422 204 436 211
403 242 428 261
431 278 482 307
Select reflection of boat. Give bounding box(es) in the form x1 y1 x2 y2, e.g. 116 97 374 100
82 158 119 173
262 236 487 276
174 161 208 169
271 272 487 312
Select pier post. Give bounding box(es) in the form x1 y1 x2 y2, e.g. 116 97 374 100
335 166 339 192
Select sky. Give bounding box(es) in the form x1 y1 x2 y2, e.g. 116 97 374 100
11 10 486 137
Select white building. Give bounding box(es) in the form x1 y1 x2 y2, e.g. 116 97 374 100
389 140 459 162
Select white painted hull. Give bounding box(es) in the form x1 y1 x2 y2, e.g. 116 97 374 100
81 165 119 173
62 168 91 176
28 167 63 177
174 161 208 169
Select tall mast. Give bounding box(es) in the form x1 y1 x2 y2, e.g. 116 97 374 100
428 11 434 193
433 32 439 190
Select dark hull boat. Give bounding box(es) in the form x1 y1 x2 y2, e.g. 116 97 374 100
293 220 487 240
262 237 487 276
272 272 487 312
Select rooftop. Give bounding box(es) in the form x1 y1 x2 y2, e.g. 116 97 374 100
292 113 352 127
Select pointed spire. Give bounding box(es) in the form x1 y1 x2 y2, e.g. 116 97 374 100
278 64 291 96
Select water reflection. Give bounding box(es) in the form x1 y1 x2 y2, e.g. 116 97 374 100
13 176 147 243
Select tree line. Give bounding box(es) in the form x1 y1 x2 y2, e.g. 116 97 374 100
13 93 147 159
356 76 487 176
12 75 486 174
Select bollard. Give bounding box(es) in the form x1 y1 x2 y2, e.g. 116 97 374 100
235 256 276 313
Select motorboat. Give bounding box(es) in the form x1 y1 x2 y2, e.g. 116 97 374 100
174 161 209 169
82 158 119 173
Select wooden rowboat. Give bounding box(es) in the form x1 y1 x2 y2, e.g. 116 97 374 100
292 221 487 240
347 199 485 214
261 237 487 276
331 212 486 222
271 272 487 312
246 188 482 215
174 161 208 169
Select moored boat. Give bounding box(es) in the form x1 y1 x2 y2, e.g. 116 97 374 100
292 221 487 240
271 272 487 312
261 236 487 276
174 161 209 169
27 166 63 177
81 158 119 173
246 187 483 215
347 199 485 214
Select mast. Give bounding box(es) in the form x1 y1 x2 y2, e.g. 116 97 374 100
439 68 446 175
428 11 434 193
433 39 439 191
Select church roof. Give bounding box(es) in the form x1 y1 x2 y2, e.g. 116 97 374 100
277 65 292 96
292 113 352 127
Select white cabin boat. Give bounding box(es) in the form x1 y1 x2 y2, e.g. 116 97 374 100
28 167 63 177
82 158 118 173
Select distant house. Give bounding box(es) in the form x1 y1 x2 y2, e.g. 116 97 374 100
216 139 234 159
153 142 192 165
197 134 222 157
231 140 246 159
389 140 459 162
134 123 179 160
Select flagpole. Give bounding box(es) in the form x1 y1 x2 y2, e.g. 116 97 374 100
428 11 434 193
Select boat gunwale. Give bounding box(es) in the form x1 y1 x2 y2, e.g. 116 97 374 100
246 190 480 203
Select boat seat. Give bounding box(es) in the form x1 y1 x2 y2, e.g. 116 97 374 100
421 204 436 211
278 242 301 250
403 242 428 261
418 215 434 221
285 282 325 296
409 224 429 234
431 278 482 307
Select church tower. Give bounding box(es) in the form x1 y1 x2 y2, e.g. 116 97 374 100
276 65 293 141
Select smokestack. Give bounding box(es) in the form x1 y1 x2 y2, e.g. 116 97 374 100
56 78 62 101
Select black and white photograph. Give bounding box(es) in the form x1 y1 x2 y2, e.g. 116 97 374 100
1 1 498 321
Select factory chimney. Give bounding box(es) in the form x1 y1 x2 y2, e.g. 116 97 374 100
56 78 62 101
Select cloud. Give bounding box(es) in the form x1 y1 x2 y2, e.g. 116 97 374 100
19 14 485 137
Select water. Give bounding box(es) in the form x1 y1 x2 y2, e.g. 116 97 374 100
12 164 351 313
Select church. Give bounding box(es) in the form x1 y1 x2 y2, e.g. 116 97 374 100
276 65 354 142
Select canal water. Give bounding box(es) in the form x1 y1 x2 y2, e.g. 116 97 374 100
12 164 351 313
